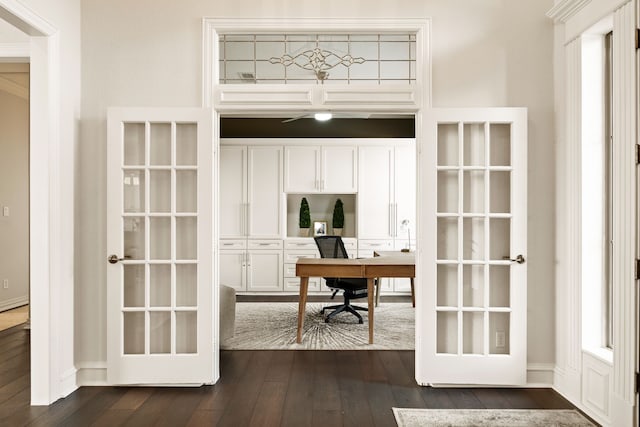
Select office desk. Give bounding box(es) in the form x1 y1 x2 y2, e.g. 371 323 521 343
373 251 416 307
295 256 415 344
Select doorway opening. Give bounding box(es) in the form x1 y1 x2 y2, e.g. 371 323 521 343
0 61 30 331
218 115 417 350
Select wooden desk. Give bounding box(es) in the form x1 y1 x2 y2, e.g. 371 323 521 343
295 256 415 344
373 251 416 308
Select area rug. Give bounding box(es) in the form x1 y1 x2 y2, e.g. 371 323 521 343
392 408 595 427
222 302 414 350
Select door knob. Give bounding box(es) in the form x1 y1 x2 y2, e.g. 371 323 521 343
108 254 130 264
502 254 525 264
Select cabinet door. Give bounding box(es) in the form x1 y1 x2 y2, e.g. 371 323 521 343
322 146 357 193
248 146 283 238
358 146 393 238
246 250 283 291
284 146 320 192
394 143 416 247
220 146 247 238
219 250 246 292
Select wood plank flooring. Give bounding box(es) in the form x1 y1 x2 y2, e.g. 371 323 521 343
0 323 582 427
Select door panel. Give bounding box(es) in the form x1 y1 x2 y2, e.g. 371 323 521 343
248 146 283 238
358 146 393 238
219 250 246 292
420 108 527 385
246 250 283 291
322 146 357 192
107 108 213 385
219 146 246 238
284 146 319 192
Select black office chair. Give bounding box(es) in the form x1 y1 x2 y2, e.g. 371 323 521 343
314 236 369 324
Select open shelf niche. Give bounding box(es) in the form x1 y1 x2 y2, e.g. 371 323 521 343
286 194 356 238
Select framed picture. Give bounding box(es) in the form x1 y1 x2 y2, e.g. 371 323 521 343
313 221 327 236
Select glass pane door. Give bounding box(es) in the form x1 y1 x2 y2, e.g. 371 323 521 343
121 121 199 356
421 108 526 385
107 108 213 385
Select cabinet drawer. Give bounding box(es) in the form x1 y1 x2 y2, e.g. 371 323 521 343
284 250 318 263
341 238 358 249
248 239 283 250
358 239 393 250
284 263 297 277
284 277 323 292
220 239 246 250
284 239 317 250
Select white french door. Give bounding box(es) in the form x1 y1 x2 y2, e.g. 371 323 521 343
106 108 213 385
419 108 527 385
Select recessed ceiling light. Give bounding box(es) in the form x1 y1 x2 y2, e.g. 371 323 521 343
314 112 332 121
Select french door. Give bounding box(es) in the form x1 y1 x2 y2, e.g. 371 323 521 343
106 108 214 384
419 108 527 385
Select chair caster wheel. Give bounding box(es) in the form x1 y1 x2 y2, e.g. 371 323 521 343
325 318 330 323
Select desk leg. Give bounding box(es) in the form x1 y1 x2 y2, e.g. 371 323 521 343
375 278 381 307
297 277 309 344
367 277 375 344
410 277 415 308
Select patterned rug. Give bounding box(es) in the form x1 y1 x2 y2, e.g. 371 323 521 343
221 302 414 350
392 409 596 427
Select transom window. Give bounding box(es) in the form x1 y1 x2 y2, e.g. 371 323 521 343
218 33 416 84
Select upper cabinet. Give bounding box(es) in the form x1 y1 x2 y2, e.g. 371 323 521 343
358 142 416 241
220 145 283 239
284 145 357 193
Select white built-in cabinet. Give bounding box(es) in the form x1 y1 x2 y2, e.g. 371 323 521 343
220 139 414 294
284 145 357 193
357 143 416 293
219 145 283 291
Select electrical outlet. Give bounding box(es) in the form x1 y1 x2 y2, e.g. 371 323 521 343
2 279 8 289
495 331 506 348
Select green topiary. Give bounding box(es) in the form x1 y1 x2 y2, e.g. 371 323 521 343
299 197 311 228
332 198 344 229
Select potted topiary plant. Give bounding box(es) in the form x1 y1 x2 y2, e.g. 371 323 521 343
332 198 344 236
299 197 311 237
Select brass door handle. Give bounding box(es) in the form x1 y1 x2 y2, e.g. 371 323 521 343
108 254 131 264
502 254 525 264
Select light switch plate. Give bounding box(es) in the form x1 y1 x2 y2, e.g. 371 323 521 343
2 206 8 217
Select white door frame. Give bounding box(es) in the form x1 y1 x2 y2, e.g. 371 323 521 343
202 17 431 383
0 1 72 405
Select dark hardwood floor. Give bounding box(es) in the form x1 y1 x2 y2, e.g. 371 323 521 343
0 322 582 427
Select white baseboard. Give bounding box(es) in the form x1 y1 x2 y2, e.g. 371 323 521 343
526 363 555 386
60 367 78 398
0 295 28 312
76 362 107 386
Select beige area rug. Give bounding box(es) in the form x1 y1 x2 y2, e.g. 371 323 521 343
222 302 414 350
0 305 29 331
392 409 596 427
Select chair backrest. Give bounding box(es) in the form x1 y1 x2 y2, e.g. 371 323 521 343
314 236 349 259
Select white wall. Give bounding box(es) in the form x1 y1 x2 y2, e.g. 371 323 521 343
0 69 29 311
79 0 556 372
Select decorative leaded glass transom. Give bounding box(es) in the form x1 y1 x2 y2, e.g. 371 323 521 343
218 33 416 84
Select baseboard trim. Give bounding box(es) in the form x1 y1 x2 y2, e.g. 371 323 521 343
59 367 78 398
76 362 107 386
0 295 28 312
526 363 555 387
